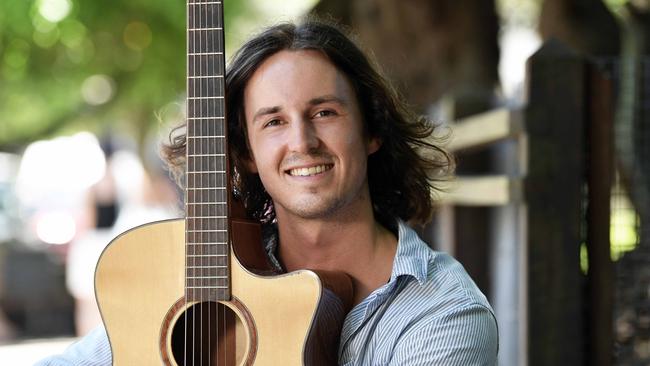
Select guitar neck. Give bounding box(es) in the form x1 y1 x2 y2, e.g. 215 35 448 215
185 0 229 302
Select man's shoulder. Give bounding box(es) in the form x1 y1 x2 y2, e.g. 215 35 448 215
394 222 493 318
425 251 493 314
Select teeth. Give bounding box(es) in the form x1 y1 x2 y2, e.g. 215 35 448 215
289 164 331 176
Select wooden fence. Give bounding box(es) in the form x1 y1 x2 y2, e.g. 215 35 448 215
424 39 615 366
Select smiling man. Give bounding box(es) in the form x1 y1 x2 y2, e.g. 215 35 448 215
242 49 396 306
37 19 498 365
208 19 497 364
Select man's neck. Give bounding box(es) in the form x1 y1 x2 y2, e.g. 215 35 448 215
275 209 398 305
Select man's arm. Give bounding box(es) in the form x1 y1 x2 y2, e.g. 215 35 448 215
390 303 498 366
35 326 112 366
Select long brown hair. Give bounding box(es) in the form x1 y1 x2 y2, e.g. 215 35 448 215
162 19 454 227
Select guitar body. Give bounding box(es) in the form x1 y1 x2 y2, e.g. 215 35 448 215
96 219 346 365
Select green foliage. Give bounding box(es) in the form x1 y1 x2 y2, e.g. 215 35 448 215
0 0 250 151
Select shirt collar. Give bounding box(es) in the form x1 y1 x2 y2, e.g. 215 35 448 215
388 220 432 285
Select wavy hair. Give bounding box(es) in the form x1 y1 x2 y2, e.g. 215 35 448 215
163 19 454 227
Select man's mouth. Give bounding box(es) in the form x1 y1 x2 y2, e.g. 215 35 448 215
287 164 333 177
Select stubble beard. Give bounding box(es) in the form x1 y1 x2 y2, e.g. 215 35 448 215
275 182 371 222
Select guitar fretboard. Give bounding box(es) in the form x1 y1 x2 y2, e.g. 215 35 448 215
185 0 228 302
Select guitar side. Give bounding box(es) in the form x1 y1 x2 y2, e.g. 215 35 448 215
95 219 325 365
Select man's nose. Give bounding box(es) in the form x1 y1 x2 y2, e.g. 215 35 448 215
288 119 320 153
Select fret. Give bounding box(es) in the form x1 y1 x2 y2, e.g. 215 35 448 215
186 145 226 155
187 242 228 246
187 170 226 174
187 187 226 191
187 119 225 138
187 163 226 173
187 117 224 120
188 96 224 100
186 286 228 289
188 135 225 139
188 55 224 77
188 52 223 56
186 245 227 250
186 203 226 217
186 215 227 219
186 172 225 187
188 78 224 96
186 143 226 154
187 256 227 267
186 275 228 279
187 266 227 274
186 218 227 230
188 29 223 54
188 27 223 31
187 229 228 232
187 98 225 118
186 278 228 283
188 75 223 79
188 153 225 157
187 2 222 29
185 230 229 244
187 2 222 5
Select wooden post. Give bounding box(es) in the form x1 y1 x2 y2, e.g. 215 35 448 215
585 64 614 366
525 39 586 366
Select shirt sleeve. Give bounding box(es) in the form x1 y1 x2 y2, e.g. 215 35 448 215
34 326 112 366
389 303 498 366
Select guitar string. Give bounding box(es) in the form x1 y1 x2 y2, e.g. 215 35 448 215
185 2 191 366
199 2 205 365
196 1 202 364
211 2 220 362
217 3 224 363
216 3 224 365
202 1 210 364
192 1 201 365
190 0 196 366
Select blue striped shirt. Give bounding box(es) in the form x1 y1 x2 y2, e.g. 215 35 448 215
36 220 498 365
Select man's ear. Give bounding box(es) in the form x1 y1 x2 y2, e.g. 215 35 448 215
245 155 258 173
367 136 382 155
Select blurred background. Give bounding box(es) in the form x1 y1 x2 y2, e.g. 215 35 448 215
0 0 648 365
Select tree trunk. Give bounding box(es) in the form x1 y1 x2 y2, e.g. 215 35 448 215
539 0 621 56
312 0 500 113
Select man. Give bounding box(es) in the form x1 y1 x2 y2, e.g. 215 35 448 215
39 19 497 365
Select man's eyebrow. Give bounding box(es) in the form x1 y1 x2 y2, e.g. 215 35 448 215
308 95 348 107
251 96 348 122
252 106 282 123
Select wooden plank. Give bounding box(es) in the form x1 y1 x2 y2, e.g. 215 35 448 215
525 39 586 366
437 175 522 206
445 108 523 152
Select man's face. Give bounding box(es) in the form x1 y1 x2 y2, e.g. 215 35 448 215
243 50 380 222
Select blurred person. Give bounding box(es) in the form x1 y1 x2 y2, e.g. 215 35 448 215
38 19 498 365
66 140 178 336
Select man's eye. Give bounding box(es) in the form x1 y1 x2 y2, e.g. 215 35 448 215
314 110 336 118
264 119 281 128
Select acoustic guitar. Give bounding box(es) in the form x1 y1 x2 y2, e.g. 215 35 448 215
94 1 353 364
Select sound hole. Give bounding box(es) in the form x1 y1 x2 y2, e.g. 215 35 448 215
170 301 242 366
